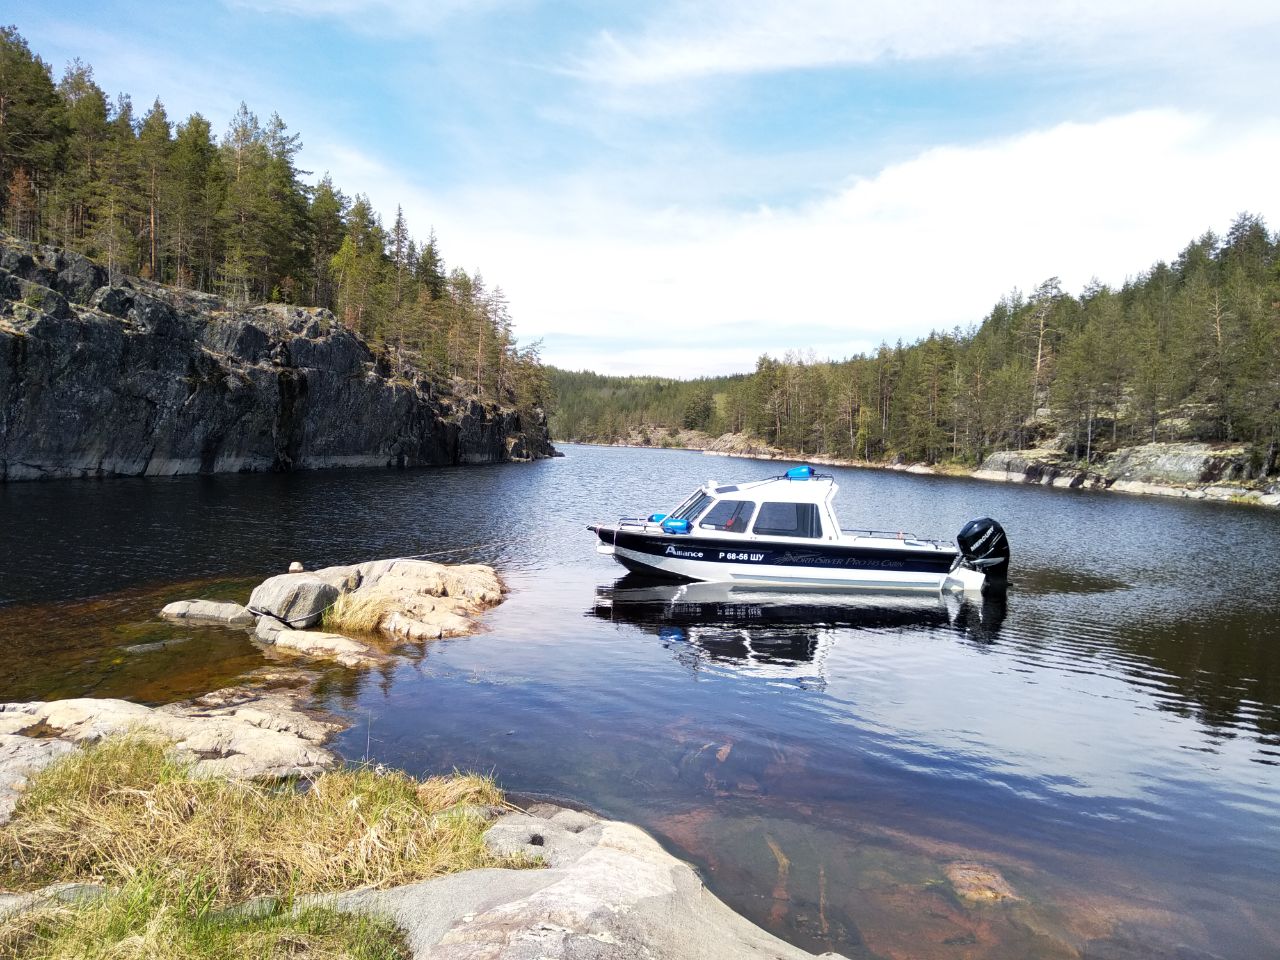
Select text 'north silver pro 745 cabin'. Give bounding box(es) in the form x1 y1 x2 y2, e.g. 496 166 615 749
588 466 1010 593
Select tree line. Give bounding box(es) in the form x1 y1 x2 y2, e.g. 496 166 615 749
0 26 549 411
552 214 1280 477
548 369 747 443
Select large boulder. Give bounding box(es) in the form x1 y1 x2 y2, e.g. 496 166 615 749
248 574 339 629
54 252 107 304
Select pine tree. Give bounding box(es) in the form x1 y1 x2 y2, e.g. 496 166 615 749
0 26 67 239
169 114 223 289
308 174 347 308
137 98 171 279
97 93 141 280
52 59 109 249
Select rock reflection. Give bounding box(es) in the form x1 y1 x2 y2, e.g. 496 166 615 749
589 576 1007 687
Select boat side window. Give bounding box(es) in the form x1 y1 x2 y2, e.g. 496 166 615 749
671 492 713 522
752 502 823 538
698 499 756 534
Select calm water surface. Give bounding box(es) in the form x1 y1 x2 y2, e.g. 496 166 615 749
2 444 1279 959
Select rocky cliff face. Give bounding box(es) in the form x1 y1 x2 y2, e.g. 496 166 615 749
974 444 1280 506
0 237 555 481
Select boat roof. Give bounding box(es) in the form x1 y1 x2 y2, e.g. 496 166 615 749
698 466 837 504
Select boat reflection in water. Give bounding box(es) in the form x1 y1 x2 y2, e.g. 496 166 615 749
589 576 1006 690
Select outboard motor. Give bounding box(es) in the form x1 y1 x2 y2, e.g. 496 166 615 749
955 517 1010 580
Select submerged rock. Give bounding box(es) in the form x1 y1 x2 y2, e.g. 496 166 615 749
944 861 1022 903
123 637 193 655
160 599 254 626
317 804 846 960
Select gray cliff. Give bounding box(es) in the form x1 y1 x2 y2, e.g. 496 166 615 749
0 237 555 481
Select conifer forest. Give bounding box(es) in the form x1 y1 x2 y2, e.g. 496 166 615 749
552 216 1280 477
0 26 549 412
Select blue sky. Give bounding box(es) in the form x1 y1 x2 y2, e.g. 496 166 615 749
10 1 1280 376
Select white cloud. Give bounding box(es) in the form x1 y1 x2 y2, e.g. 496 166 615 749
309 110 1280 378
576 0 1280 85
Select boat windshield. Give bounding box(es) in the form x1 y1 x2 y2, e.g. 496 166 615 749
670 491 714 522
699 499 755 533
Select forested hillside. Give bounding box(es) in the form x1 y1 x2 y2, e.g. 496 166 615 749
549 369 749 441
553 214 1280 478
0 26 548 412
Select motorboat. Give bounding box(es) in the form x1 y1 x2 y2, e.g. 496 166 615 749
587 465 1010 593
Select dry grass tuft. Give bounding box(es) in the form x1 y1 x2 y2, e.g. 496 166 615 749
0 734 524 904
323 590 393 635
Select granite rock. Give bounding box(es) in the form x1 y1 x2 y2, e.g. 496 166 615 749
161 599 254 626
0 678 340 809
272 630 379 668
0 235 555 482
317 805 847 960
248 574 339 629
311 558 504 641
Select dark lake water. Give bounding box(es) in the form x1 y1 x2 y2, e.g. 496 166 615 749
2 444 1279 959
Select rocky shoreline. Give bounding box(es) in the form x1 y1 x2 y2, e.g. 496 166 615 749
162 557 508 669
0 235 555 482
568 433 1280 508
0 558 845 959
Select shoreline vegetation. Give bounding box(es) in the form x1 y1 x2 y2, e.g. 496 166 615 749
563 430 1280 508
0 735 512 960
549 213 1280 502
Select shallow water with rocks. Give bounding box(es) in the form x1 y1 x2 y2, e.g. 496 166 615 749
2 444 1279 959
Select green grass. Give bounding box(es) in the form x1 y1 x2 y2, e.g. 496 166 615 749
0 874 406 960
0 734 535 959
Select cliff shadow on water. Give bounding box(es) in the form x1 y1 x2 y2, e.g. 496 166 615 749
0 234 556 481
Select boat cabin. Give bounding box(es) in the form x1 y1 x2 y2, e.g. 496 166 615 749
652 465 840 542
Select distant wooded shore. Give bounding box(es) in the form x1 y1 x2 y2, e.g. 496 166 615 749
561 432 1280 509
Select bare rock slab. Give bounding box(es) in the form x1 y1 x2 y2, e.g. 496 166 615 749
0 678 340 819
273 630 379 668
315 558 504 641
320 806 846 960
0 734 76 824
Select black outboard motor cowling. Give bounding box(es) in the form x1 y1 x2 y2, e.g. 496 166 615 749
955 517 1010 579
